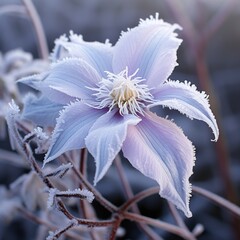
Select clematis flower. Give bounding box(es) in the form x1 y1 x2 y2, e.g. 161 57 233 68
20 14 218 217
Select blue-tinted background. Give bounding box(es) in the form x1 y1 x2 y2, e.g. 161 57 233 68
0 0 240 239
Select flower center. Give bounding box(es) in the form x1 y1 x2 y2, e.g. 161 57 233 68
91 68 154 115
110 75 138 103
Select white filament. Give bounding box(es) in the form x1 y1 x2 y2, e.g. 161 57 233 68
91 67 154 115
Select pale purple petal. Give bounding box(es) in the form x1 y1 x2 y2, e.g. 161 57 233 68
85 110 141 185
52 32 113 76
17 72 49 91
113 15 182 87
18 73 75 104
44 58 102 101
44 102 105 165
151 80 219 141
21 94 63 126
122 111 194 217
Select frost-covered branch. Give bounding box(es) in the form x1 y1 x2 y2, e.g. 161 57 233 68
43 163 73 178
47 188 94 209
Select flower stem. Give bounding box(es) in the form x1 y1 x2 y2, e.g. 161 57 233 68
120 187 159 212
17 207 81 240
21 0 49 59
79 148 100 240
115 156 163 240
108 215 123 240
62 154 118 213
192 185 240 217
123 212 195 240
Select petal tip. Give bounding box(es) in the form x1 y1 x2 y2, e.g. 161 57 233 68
185 209 193 218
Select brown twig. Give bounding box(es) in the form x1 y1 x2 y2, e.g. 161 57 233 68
21 0 49 59
192 186 240 217
124 212 195 240
62 154 118 213
115 155 163 240
167 202 198 239
79 148 100 240
17 207 82 240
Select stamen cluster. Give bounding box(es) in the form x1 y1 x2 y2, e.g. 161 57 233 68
91 68 154 115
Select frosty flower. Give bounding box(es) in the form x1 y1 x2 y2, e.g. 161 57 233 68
0 49 49 138
20 14 218 217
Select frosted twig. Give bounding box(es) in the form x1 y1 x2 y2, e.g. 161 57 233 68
61 154 118 213
44 163 73 178
47 219 78 240
55 188 95 203
5 100 25 155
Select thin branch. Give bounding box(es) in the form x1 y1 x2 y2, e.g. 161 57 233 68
79 149 100 240
108 215 123 240
21 0 49 59
115 156 162 240
123 212 195 240
168 202 197 239
168 202 187 229
192 185 240 217
163 0 196 49
120 187 159 212
24 143 75 220
17 207 82 240
62 154 118 213
201 0 237 47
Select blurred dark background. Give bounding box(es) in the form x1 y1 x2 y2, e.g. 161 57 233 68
0 0 240 239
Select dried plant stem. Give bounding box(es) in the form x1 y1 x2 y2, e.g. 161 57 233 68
192 186 240 217
17 207 82 240
21 0 48 59
108 215 123 240
124 212 195 240
163 1 240 237
168 202 199 239
195 50 238 202
201 0 237 46
168 202 188 229
24 143 75 220
79 149 100 240
62 154 118 213
120 187 159 212
163 0 196 50
24 144 115 230
195 51 240 239
115 156 163 240
80 148 88 176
